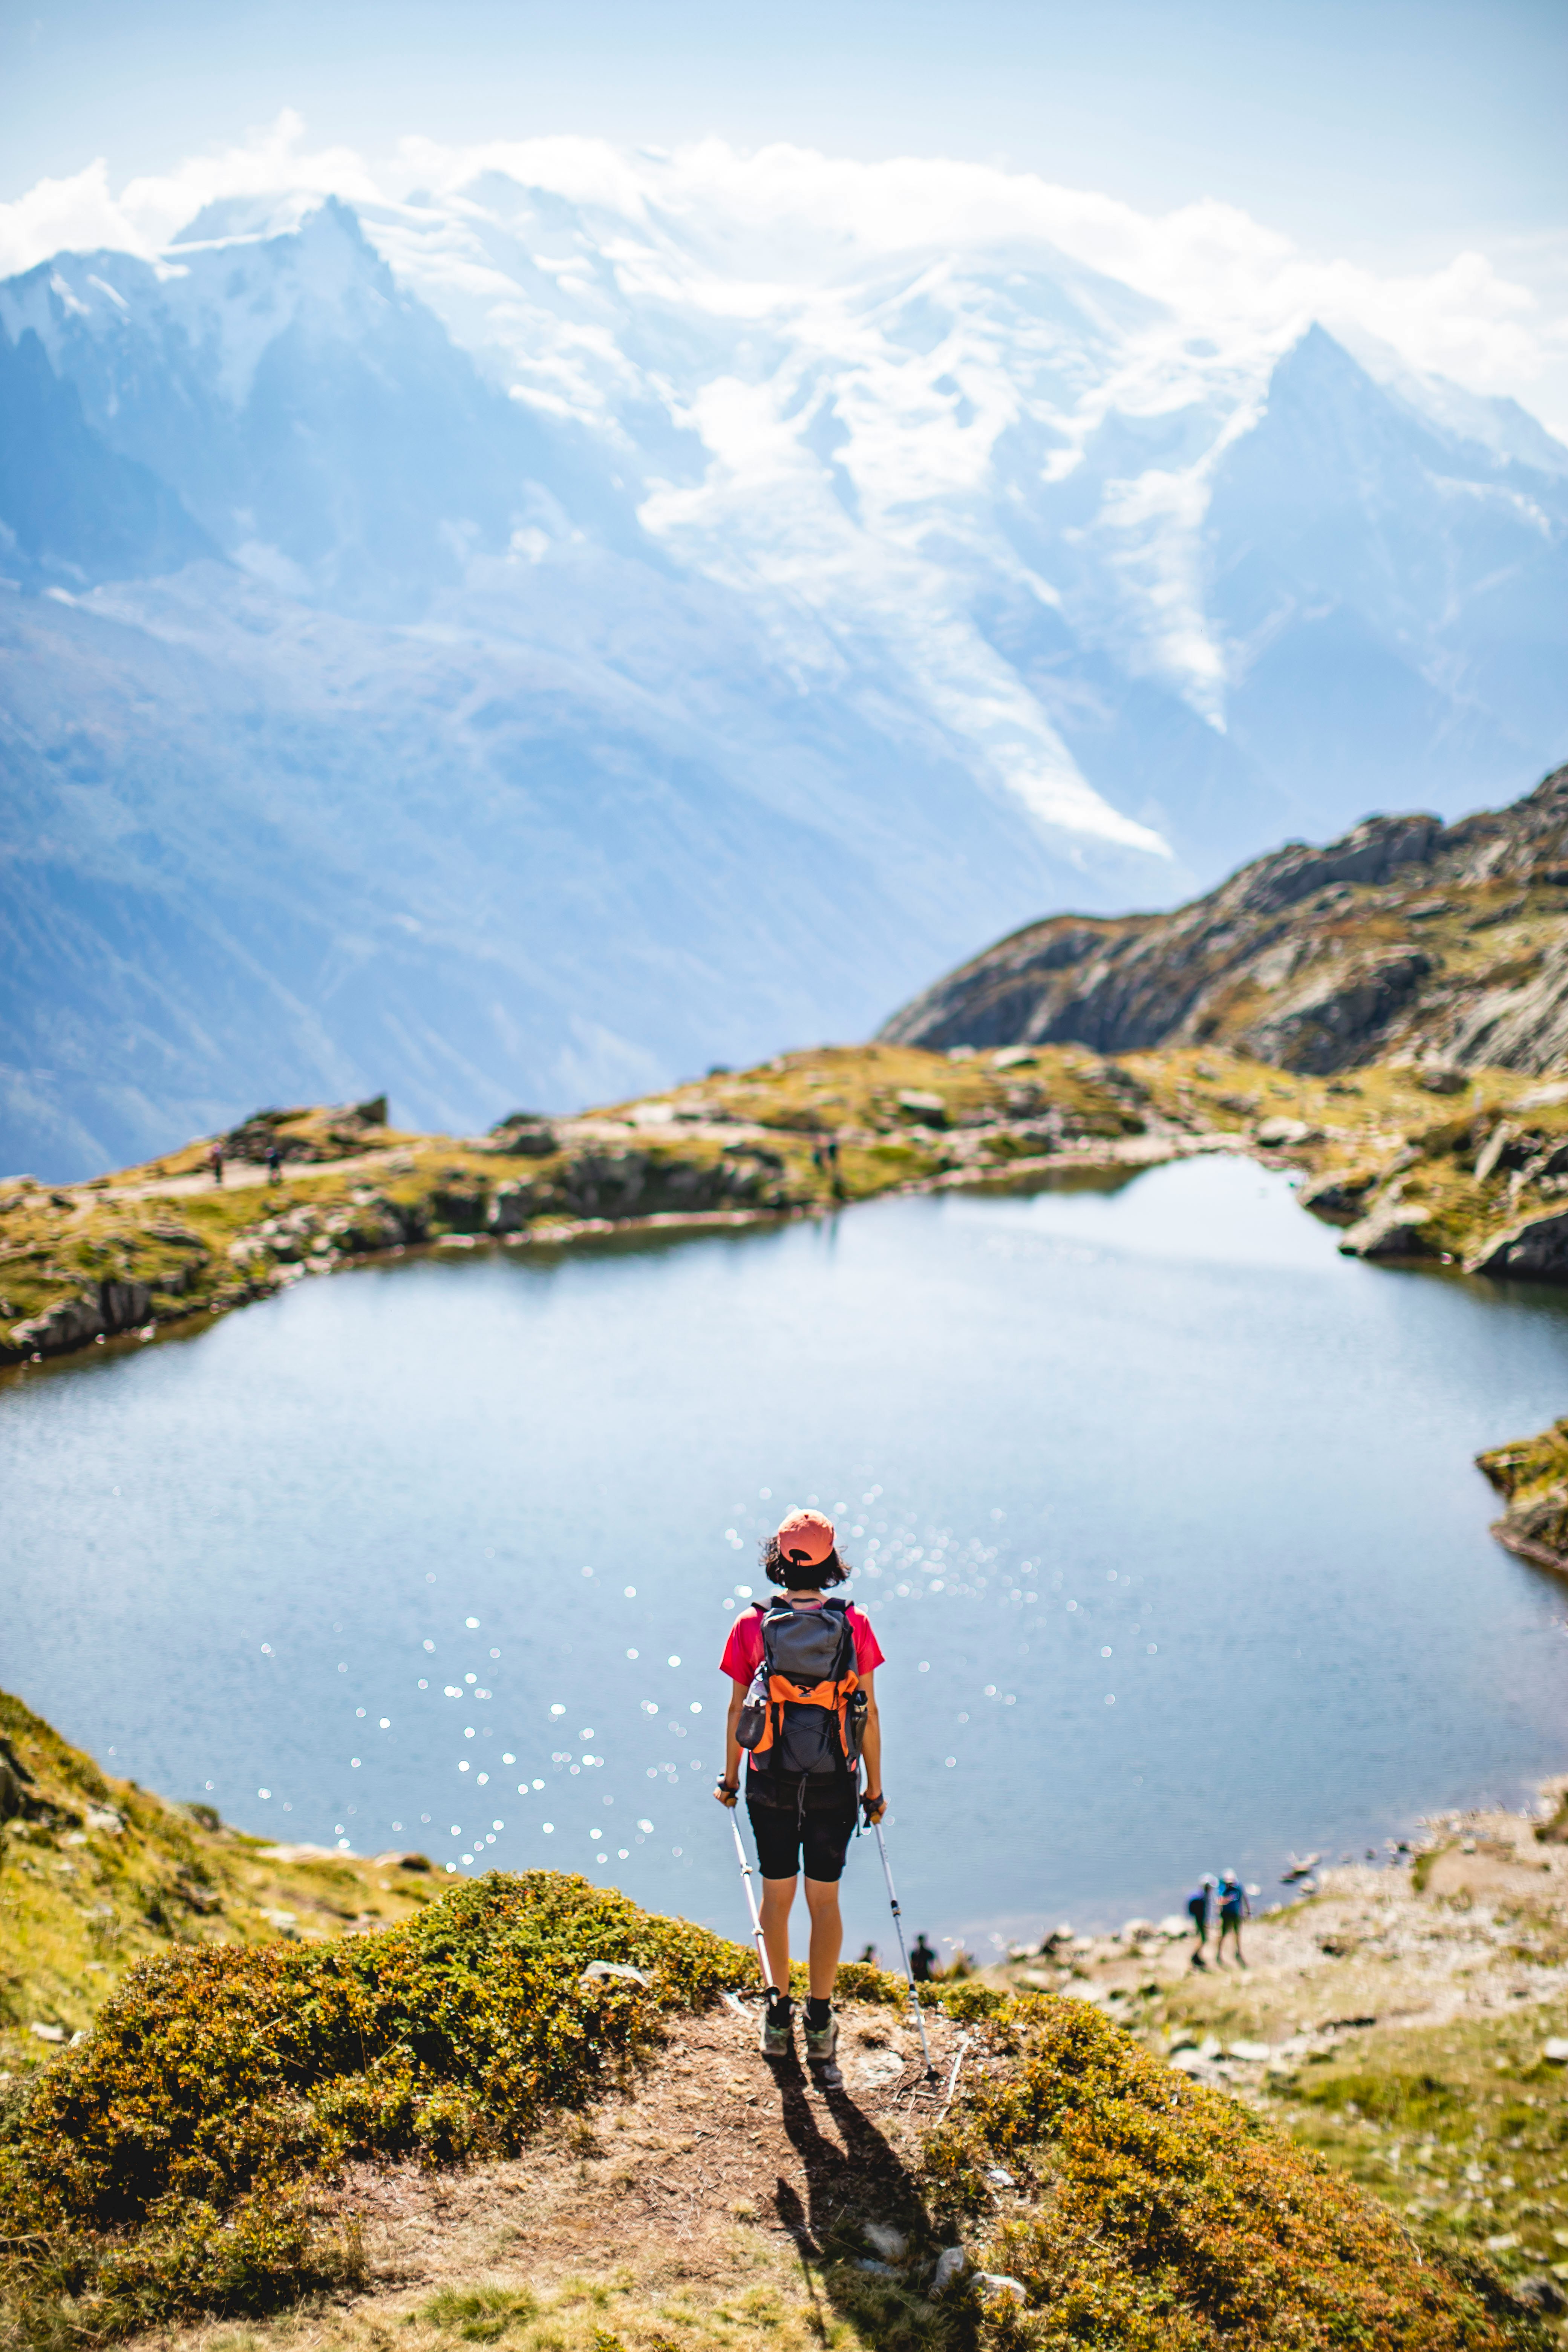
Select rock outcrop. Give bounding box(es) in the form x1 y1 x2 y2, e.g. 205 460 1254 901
1479 1418 1568 1572
883 767 1568 1075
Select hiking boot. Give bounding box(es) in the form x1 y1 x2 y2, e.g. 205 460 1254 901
803 2007 838 2065
761 1998 793 2056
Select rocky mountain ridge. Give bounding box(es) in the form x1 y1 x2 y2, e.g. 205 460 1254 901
883 764 1568 1075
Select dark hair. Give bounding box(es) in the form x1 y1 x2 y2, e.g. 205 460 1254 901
761 1535 851 1590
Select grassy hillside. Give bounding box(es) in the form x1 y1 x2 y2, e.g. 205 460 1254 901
0 1695 1539 2352
0 1690 439 2057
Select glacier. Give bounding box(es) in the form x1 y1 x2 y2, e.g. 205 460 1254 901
1 155 1565 1178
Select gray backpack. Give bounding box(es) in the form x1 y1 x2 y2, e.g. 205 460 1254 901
736 1599 865 1775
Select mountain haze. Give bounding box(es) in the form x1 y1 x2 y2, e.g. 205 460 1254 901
2 153 1565 1177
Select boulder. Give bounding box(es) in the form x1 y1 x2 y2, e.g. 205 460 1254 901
1254 1115 1314 1147
1468 1208 1568 1282
1339 1202 1436 1262
1301 1170 1377 1223
486 1112 559 1156
487 1181 538 1234
100 1279 153 1332
9 1292 107 1355
897 1089 948 1125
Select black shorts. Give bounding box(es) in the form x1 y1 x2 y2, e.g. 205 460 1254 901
746 1784 859 1883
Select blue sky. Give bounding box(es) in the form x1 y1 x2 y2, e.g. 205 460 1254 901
4 0 1562 270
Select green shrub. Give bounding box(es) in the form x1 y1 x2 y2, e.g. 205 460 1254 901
921 1993 1526 2349
0 1872 748 2346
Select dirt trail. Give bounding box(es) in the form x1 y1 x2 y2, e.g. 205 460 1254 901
139 1999 967 2352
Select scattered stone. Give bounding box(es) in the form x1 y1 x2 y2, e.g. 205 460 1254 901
978 2274 1028 2305
28 2022 65 2043
931 2246 967 2292
1542 2038 1568 2063
864 2222 908 2260
1255 1115 1314 1147
1228 2041 1272 2063
579 1959 651 1987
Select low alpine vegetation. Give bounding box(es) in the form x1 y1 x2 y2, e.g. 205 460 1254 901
0 1874 752 2347
919 1994 1533 2348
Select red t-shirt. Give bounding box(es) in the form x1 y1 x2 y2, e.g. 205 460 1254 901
720 1599 885 1684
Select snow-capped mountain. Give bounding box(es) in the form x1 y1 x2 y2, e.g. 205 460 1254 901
1 153 1565 1177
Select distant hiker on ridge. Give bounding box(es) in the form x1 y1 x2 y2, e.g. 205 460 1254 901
910 1931 937 1983
1215 1870 1251 1967
716 1506 885 2061
1187 1874 1216 1968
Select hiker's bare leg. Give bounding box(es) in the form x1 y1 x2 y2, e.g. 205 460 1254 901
803 1875 843 1999
760 1876 796 1992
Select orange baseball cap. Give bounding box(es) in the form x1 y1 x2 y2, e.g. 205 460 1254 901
776 1507 836 1567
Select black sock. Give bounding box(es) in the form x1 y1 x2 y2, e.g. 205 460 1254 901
767 1989 792 2014
805 1997 831 2029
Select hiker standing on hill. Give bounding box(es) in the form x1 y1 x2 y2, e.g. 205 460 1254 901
209 1140 225 1187
1187 1874 1216 1968
910 1932 937 1983
715 1507 884 2061
1214 1871 1250 1967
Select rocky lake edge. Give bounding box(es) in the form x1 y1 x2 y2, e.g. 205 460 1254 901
6 1035 1568 1380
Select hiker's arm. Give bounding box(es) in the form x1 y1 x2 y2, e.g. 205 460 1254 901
721 1678 746 1789
859 1670 882 1798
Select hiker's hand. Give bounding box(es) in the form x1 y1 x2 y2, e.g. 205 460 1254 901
861 1790 886 1827
714 1779 740 1809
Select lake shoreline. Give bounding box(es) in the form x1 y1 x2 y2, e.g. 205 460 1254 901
4 1040 1564 1378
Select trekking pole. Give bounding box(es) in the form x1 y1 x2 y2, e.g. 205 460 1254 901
729 1808 778 1998
873 1822 937 2078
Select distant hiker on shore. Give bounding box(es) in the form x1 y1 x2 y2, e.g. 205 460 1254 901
208 1141 224 1187
266 1143 282 1185
910 1932 937 1983
715 1506 884 2061
1215 1870 1251 1966
1187 1874 1216 1968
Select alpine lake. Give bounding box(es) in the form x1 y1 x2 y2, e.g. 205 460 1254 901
6 1152 1567 1963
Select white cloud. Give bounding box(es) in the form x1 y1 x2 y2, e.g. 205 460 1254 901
0 159 152 276
2 126 1559 425
0 112 381 276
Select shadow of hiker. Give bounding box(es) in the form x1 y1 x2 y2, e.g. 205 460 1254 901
766 2056 969 2347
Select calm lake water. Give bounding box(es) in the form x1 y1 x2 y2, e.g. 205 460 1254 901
6 1156 1568 1963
